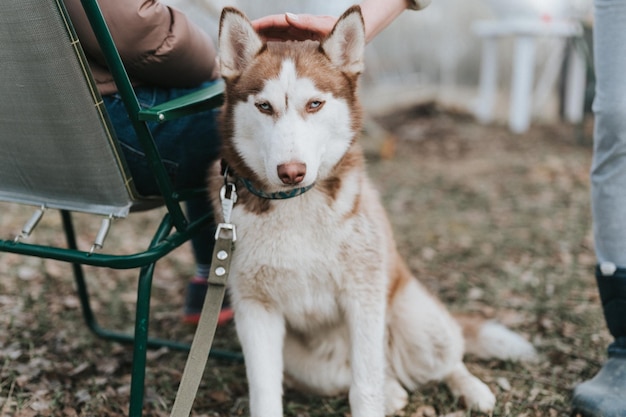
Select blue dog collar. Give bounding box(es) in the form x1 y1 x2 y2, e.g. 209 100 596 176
239 177 315 200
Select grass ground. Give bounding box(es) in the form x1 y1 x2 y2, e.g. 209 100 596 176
0 104 606 417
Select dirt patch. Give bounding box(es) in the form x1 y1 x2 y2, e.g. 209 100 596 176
0 105 602 416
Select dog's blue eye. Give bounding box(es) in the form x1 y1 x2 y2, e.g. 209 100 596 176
256 102 273 114
307 100 324 112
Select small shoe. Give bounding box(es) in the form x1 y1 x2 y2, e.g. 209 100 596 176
571 356 626 417
182 276 233 326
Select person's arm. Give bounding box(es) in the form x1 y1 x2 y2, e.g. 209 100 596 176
252 0 430 43
361 0 411 42
65 0 218 87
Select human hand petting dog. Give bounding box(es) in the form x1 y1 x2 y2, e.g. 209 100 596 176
252 0 431 44
252 12 336 42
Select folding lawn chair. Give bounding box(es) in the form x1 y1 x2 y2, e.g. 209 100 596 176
0 1 235 415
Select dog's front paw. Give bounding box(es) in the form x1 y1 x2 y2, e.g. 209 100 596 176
384 378 408 415
461 379 496 413
446 365 496 413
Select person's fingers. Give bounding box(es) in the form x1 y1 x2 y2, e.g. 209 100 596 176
285 13 336 39
251 14 290 33
253 14 300 41
252 13 338 42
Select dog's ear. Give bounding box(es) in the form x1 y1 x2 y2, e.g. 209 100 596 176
321 6 365 76
219 7 264 80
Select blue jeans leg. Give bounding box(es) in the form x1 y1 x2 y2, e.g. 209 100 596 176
103 83 221 265
591 0 626 267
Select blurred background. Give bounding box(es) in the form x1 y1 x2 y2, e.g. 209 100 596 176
167 0 594 130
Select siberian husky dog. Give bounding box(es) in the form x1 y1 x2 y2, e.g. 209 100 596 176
212 6 537 417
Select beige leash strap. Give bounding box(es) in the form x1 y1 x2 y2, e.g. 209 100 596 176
170 183 237 417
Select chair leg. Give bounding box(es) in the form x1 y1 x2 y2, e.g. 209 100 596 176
60 210 243 416
61 210 100 332
129 262 156 417
61 210 186 346
62 210 134 343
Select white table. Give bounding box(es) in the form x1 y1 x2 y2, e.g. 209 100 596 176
473 19 585 134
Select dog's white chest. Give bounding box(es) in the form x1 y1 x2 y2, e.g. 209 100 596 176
227 193 372 330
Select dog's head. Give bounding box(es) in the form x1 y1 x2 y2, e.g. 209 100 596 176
218 6 365 193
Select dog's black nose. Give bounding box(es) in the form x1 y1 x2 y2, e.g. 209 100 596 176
277 162 306 185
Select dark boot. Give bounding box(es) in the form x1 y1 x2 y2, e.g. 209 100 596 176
571 263 626 417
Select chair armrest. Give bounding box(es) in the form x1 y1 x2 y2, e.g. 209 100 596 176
138 80 224 123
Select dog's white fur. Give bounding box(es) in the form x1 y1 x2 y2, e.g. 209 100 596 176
212 7 537 417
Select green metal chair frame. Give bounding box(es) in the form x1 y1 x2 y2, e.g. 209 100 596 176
0 1 235 415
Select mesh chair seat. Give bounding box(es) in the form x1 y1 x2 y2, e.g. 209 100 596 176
0 0 141 217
